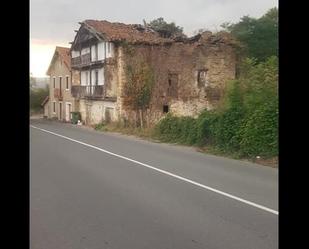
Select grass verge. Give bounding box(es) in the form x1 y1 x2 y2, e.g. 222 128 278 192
93 122 278 168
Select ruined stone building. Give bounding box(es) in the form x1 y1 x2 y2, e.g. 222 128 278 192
69 20 238 126
46 46 76 121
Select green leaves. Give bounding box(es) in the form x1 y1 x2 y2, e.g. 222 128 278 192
30 88 49 112
154 56 278 159
148 17 184 38
222 7 278 62
124 61 155 110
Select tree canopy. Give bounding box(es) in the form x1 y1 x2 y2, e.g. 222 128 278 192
147 17 184 38
221 7 278 62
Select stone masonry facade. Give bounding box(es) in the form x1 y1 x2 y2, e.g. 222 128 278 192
68 20 238 126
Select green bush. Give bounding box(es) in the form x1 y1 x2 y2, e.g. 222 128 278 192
71 112 81 124
154 56 278 159
154 114 198 145
195 110 218 145
238 102 278 157
94 122 107 131
30 87 49 112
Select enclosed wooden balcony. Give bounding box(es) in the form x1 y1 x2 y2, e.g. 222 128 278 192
71 53 91 67
71 85 104 99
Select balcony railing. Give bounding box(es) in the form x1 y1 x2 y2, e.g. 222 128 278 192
71 85 104 99
71 56 81 66
71 53 91 67
54 88 63 100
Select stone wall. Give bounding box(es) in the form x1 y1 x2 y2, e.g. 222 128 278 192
79 99 117 125
48 57 74 121
71 32 237 126
117 36 237 125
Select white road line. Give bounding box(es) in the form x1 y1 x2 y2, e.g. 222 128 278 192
30 125 279 215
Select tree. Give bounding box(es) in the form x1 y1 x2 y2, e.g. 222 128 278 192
30 87 49 112
29 73 49 112
147 17 184 38
30 73 36 89
221 7 278 62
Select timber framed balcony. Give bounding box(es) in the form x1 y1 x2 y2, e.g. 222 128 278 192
71 85 105 99
71 53 104 68
54 88 63 100
71 53 91 68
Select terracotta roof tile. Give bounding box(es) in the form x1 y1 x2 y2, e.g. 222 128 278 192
83 20 173 44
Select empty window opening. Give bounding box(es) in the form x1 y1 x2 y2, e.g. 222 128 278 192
163 105 169 113
197 69 208 87
53 77 56 88
167 73 178 97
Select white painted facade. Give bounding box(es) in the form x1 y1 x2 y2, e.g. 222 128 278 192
79 99 117 125
97 42 105 60
91 44 98 61
72 41 114 62
72 50 80 58
81 47 90 55
97 68 104 85
81 71 90 86
81 68 104 86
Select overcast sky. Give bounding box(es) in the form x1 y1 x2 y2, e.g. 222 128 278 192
30 0 278 77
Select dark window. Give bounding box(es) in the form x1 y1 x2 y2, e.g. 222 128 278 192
95 71 98 85
163 105 169 113
167 73 178 98
59 77 62 90
53 78 56 88
53 102 56 112
197 69 208 87
66 76 69 89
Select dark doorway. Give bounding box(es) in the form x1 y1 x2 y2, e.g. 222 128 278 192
163 105 169 113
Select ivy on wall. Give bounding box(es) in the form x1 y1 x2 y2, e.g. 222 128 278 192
122 43 155 127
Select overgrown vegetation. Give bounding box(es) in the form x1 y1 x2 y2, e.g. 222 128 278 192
154 56 278 158
147 17 184 38
221 7 278 62
123 45 155 128
95 8 278 164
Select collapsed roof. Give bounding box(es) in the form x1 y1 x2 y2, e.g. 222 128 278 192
71 19 239 48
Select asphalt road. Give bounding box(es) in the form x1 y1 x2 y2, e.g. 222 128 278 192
30 119 278 249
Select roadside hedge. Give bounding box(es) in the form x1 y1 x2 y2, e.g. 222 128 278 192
154 56 278 158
